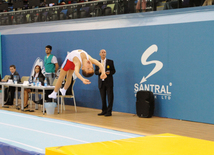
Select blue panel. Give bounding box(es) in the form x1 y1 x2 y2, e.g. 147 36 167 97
0 110 142 154
0 33 1 75
2 9 214 124
0 141 44 155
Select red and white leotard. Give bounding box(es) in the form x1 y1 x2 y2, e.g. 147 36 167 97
61 49 89 71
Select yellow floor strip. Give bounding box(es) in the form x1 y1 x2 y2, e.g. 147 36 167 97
45 133 214 155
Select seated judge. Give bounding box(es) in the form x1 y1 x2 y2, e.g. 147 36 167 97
24 65 45 108
2 65 21 105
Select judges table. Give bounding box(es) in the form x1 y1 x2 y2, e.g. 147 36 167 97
0 82 59 114
1 83 21 107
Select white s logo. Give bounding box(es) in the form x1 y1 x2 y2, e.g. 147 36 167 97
140 44 163 83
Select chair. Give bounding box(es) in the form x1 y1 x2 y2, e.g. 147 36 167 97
29 78 46 109
3 75 10 81
1 75 10 90
107 4 115 14
59 80 77 113
34 13 40 22
52 11 58 21
0 75 10 90
52 78 58 86
73 11 78 19
60 9 67 20
103 7 112 16
21 76 29 84
123 0 135 13
94 6 102 17
45 10 58 21
0 16 10 25
41 11 48 21
26 14 31 23
25 13 39 23
14 14 25 24
81 7 90 17
67 8 78 19
79 10 86 18
19 76 30 98
18 76 29 99
88 5 95 17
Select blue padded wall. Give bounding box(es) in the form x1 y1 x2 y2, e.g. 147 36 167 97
2 7 214 124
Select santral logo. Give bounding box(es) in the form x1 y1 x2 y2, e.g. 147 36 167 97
134 44 172 100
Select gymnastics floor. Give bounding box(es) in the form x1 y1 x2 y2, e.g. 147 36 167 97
1 108 214 155
0 110 143 154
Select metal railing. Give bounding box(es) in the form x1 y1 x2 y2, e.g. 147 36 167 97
0 0 145 25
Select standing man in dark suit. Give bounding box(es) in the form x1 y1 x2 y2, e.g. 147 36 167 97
95 49 116 116
2 65 21 105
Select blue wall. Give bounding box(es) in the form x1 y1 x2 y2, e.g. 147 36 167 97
2 12 214 124
0 33 2 75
